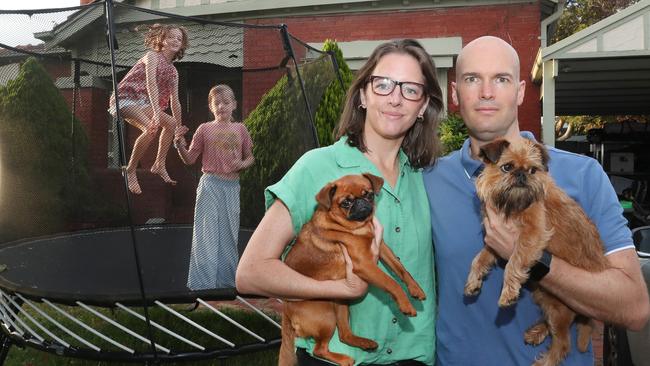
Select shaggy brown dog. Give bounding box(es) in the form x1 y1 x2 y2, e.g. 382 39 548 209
279 173 426 366
464 139 610 366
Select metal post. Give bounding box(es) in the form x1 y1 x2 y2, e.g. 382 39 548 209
104 0 158 361
279 24 320 148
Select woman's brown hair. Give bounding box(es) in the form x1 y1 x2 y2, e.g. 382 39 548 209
335 39 444 168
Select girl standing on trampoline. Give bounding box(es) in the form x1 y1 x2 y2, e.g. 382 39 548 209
175 84 254 290
109 23 189 194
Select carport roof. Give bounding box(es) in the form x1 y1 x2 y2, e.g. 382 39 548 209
533 0 650 116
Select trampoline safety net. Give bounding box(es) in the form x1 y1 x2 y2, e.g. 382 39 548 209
0 0 341 363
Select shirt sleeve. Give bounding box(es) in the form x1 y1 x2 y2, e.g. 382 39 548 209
580 158 634 254
264 152 320 235
186 124 205 163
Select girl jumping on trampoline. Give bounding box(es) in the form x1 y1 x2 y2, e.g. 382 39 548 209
109 23 190 194
174 84 254 290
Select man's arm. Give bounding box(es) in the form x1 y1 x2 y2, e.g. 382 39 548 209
483 208 650 331
541 249 648 330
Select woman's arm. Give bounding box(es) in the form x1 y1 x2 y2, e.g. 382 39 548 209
235 199 370 299
174 125 202 165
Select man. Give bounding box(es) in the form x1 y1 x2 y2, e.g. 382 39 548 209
424 36 649 365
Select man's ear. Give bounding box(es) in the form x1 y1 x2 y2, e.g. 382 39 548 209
451 81 459 106
479 139 510 164
315 183 337 209
517 79 525 106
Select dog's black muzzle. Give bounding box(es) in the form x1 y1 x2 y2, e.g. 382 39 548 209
347 198 373 221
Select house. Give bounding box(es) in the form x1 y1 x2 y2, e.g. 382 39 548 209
2 0 561 223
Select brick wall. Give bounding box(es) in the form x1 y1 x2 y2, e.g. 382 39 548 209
243 2 542 137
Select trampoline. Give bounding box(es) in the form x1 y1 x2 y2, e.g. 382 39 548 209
0 0 340 363
0 226 282 363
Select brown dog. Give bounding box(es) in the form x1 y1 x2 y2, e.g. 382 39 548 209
278 173 426 366
464 139 610 366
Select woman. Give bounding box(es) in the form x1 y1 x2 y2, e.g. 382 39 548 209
174 84 254 290
109 23 189 194
236 39 443 365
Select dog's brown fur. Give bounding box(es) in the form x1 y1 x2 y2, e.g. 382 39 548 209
464 139 610 366
278 173 426 366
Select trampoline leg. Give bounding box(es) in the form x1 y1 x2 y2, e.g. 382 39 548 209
0 333 13 365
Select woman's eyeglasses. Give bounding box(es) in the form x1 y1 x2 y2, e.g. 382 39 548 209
369 75 425 101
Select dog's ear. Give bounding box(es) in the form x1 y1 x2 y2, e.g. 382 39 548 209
362 173 384 194
479 139 510 164
315 182 337 209
533 141 551 171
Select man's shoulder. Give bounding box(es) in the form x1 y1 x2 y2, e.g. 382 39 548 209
424 150 461 176
546 145 601 173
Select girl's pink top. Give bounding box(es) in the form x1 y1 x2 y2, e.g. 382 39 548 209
116 51 177 109
186 121 253 179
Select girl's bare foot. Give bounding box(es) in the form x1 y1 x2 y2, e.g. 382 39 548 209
151 164 177 185
125 169 142 194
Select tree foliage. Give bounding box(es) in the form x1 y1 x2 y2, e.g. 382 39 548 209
313 40 354 146
439 113 468 155
239 51 344 227
0 57 121 242
552 0 639 43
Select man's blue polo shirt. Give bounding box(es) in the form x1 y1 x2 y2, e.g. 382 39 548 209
423 132 634 365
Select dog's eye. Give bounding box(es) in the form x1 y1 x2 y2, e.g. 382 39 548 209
500 163 514 173
530 167 538 174
365 191 374 200
340 199 352 209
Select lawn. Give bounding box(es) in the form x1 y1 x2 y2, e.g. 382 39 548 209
2 300 281 365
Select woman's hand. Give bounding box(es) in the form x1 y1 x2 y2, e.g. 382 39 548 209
340 246 369 298
483 205 519 260
370 216 383 263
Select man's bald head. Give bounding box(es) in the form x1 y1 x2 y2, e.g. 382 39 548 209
456 36 521 81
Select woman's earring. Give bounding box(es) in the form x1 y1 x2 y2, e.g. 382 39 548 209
416 114 424 122
358 103 367 110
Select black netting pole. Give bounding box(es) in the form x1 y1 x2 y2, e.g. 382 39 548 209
327 50 345 90
70 60 80 181
104 0 159 361
279 24 320 148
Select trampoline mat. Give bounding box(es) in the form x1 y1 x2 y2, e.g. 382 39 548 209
0 225 252 305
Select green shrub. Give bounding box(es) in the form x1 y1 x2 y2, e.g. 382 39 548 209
240 47 351 228
313 40 354 146
439 112 468 155
0 57 123 241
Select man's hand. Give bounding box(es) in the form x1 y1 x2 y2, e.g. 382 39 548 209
483 205 519 260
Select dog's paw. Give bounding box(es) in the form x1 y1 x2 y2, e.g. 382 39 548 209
408 284 426 300
464 279 482 296
357 338 378 350
398 302 417 317
498 290 519 307
524 322 549 346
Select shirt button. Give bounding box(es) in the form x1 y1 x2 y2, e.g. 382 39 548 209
401 171 405 177
392 317 397 324
395 227 401 233
387 348 393 354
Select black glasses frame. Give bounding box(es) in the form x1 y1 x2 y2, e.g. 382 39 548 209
368 75 426 101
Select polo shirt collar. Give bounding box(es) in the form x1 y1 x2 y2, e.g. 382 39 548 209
334 136 411 171
460 131 537 179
